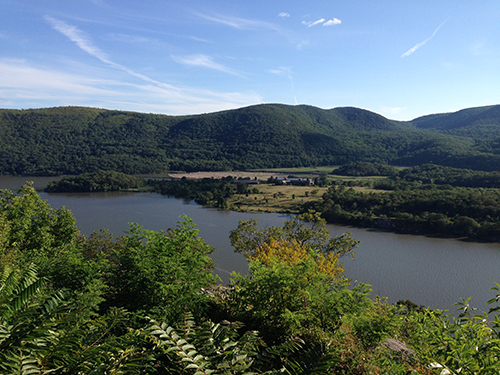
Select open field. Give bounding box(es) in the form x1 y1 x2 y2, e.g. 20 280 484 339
167 171 287 180
228 184 329 214
162 170 391 214
250 166 336 175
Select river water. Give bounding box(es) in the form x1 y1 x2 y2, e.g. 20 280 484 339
2 176 500 313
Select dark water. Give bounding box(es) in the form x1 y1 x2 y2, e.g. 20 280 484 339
3 177 500 312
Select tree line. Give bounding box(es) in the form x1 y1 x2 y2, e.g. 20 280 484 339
45 170 146 192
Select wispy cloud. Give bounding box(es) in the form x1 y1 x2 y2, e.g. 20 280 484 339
302 18 325 28
268 66 292 76
194 11 281 32
45 16 111 62
172 54 241 76
278 12 290 18
40 18 260 113
302 17 341 28
0 58 261 114
45 16 180 88
401 18 449 58
324 18 341 26
268 66 297 104
105 33 157 45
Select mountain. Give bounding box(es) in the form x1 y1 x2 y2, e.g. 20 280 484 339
411 104 500 139
1 104 500 175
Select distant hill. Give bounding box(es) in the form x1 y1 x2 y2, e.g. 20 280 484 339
1 104 500 175
411 105 500 138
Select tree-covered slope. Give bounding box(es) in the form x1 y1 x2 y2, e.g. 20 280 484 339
411 104 500 138
1 104 500 175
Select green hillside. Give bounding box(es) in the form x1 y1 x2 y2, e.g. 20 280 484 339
1 104 500 175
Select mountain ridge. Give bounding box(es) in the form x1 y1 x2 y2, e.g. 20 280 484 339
1 103 500 175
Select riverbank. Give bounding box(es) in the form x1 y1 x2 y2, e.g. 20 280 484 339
5 171 500 242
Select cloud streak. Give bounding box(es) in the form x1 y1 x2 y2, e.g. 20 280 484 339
302 17 341 27
0 58 261 114
302 18 325 28
172 54 241 76
38 18 261 113
45 16 184 89
268 66 297 104
194 11 281 32
401 18 449 58
45 16 110 62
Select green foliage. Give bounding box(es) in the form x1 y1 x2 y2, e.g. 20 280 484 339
0 264 150 374
3 184 500 373
0 183 77 260
149 177 236 208
2 104 500 175
45 170 146 192
397 163 500 188
107 217 219 322
227 212 367 344
334 162 398 176
305 183 500 240
148 313 263 375
227 260 372 345
409 286 500 375
230 211 358 259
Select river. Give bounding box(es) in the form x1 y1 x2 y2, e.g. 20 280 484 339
2 176 500 313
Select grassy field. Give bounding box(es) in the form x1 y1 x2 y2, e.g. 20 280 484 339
160 169 391 214
251 166 337 175
228 184 329 213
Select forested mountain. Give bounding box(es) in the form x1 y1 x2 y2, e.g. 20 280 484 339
1 104 500 175
411 104 500 138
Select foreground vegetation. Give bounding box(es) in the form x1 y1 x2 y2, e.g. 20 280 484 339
1 184 500 374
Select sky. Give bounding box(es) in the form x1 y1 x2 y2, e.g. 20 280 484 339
1 1 499 121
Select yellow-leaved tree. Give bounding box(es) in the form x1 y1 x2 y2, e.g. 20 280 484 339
249 237 344 279
227 211 372 344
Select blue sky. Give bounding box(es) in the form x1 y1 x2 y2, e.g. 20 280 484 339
1 1 499 120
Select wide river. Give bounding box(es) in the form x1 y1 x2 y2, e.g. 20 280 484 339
2 176 500 313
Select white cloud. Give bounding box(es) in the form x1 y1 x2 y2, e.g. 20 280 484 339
278 12 290 18
45 16 111 63
268 66 292 76
172 54 241 76
105 33 157 45
401 18 449 58
45 16 187 89
0 58 260 115
302 18 325 28
296 40 309 50
268 66 296 104
324 18 341 26
194 11 281 32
